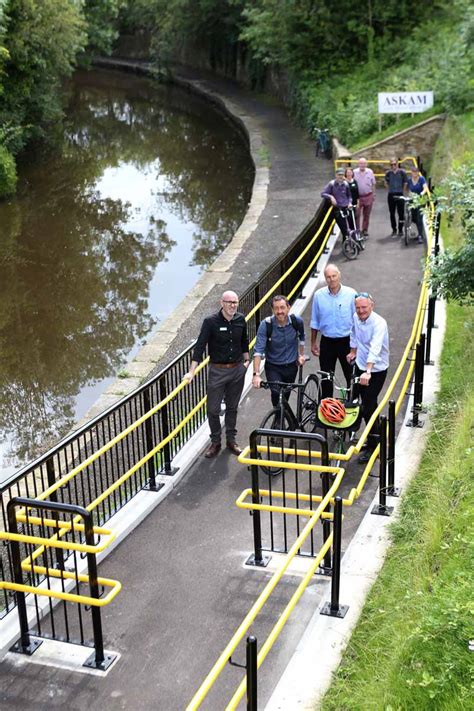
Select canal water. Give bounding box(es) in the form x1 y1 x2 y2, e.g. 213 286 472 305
0 68 254 483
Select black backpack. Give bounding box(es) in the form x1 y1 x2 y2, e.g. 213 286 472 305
265 314 304 348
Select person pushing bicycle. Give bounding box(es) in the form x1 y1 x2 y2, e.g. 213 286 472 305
321 167 353 239
252 295 305 407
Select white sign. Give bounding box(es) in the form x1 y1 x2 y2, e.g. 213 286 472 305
378 91 434 114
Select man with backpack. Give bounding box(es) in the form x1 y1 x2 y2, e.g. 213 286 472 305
252 295 306 406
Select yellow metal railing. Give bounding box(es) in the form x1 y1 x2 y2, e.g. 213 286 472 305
187 463 344 710
1 515 121 608
187 190 438 708
334 155 419 178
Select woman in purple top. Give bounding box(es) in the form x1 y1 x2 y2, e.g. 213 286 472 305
407 166 428 243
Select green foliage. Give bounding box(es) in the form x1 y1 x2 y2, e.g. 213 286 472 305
81 0 126 56
0 0 87 151
0 143 16 196
119 1 472 146
291 3 474 146
429 164 474 305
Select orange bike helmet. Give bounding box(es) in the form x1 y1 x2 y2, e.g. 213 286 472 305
319 398 346 424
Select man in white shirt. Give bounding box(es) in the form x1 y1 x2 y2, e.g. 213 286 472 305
310 264 356 397
347 293 389 462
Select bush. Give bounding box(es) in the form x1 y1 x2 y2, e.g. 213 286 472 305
0 145 17 198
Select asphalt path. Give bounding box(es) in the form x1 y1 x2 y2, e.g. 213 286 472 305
0 73 426 711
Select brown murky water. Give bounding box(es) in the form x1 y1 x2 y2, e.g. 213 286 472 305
0 69 254 481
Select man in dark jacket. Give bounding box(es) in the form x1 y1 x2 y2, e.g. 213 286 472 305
321 167 353 239
184 291 250 458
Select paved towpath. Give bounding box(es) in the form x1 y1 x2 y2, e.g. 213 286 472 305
0 70 426 710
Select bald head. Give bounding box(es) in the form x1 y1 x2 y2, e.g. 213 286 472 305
220 290 239 320
324 264 341 294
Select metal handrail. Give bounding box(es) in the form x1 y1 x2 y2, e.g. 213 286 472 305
187 434 344 710
334 155 419 178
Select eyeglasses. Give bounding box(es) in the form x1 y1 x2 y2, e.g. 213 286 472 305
223 300 238 306
390 162 397 166
355 292 373 300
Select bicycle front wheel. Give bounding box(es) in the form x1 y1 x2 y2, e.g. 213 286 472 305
342 238 358 260
299 374 321 432
257 408 293 476
331 430 347 469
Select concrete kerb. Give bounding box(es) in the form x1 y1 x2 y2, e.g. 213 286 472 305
264 297 447 710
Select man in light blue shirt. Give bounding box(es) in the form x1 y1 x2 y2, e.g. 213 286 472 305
253 296 305 406
311 264 356 397
347 293 389 462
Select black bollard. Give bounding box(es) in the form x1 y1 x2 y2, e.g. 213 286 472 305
320 497 348 618
372 416 393 516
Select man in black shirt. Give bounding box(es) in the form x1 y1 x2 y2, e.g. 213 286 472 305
184 290 250 458
384 158 407 236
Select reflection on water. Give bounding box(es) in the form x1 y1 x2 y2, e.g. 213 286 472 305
0 69 254 480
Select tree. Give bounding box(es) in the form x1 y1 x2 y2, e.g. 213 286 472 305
429 165 474 305
0 0 87 151
81 0 126 57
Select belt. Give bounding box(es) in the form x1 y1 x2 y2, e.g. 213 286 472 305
211 362 241 369
321 334 350 340
360 192 373 197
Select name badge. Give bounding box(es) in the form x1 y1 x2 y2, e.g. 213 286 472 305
220 327 227 331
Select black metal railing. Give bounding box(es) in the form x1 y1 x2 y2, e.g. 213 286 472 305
6 497 118 669
1 201 331 619
246 428 330 562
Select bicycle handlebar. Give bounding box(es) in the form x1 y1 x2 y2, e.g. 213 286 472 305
260 381 304 391
316 369 361 386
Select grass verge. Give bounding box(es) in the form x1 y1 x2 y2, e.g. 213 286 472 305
320 114 474 710
321 303 474 710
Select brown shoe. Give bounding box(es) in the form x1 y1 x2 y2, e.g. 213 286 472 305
204 442 221 458
226 441 242 456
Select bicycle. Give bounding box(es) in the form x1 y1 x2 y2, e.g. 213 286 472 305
256 366 321 476
314 369 362 467
336 206 366 260
394 195 418 246
313 127 332 159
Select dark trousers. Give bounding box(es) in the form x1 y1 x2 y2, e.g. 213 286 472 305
207 364 246 444
388 192 404 232
264 362 298 407
411 206 424 237
355 365 387 449
319 335 352 398
334 209 349 238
